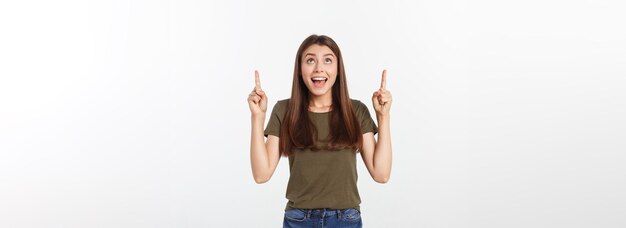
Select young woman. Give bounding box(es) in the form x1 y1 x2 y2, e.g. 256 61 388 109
247 35 392 228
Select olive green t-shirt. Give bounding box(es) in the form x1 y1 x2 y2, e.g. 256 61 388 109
264 99 378 212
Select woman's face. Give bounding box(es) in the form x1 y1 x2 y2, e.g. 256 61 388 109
301 44 338 97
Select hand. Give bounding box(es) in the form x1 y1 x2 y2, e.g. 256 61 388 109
247 70 268 116
372 69 392 116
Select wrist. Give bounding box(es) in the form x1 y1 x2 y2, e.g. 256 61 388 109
376 113 390 123
251 112 266 120
376 111 390 118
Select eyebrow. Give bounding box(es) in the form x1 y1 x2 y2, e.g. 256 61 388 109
304 53 335 57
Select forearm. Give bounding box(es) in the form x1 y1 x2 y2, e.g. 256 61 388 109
250 114 270 182
373 113 392 181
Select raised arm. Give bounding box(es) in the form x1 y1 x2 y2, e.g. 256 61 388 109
247 70 281 184
360 69 393 183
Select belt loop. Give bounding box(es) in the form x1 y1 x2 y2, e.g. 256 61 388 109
306 209 311 219
337 208 342 218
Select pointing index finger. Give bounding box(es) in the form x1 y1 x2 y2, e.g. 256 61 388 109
380 69 387 90
255 70 261 90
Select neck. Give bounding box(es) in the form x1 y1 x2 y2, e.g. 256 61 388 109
308 91 333 112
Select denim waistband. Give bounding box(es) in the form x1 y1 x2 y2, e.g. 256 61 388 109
295 208 351 219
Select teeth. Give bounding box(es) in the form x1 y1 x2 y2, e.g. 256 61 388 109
312 77 327 81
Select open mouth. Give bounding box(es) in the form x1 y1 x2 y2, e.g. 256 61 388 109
311 77 328 88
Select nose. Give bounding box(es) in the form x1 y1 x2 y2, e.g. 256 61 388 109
314 63 324 73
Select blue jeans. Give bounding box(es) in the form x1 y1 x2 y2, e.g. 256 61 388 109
283 208 363 228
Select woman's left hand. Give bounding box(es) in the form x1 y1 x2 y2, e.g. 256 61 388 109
372 69 392 116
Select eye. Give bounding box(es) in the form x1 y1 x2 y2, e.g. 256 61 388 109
324 58 332 64
306 58 315 64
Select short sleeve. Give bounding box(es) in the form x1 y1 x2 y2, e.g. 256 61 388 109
264 100 286 137
354 100 378 135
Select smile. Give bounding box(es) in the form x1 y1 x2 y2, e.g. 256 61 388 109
311 77 328 88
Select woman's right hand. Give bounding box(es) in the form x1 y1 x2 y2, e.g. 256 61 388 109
247 70 268 116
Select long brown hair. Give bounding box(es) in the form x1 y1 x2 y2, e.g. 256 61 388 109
279 35 362 157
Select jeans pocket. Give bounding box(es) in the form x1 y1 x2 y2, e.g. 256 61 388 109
284 209 307 222
339 208 361 223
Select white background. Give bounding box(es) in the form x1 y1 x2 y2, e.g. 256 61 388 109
1 0 625 227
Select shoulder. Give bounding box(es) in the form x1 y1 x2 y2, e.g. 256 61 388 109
276 98 290 107
270 99 290 116
350 99 368 111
